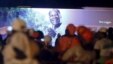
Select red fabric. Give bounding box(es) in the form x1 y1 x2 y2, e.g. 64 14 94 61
77 26 93 42
82 30 93 42
77 26 87 35
105 59 113 64
57 24 80 53
57 36 80 53
32 32 39 38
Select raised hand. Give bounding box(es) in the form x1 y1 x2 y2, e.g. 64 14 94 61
47 28 56 38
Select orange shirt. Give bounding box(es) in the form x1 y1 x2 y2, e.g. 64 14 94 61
57 36 80 53
105 59 113 64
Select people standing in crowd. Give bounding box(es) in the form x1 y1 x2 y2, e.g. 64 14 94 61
32 30 44 49
58 24 95 64
94 27 113 64
56 24 81 64
0 17 113 64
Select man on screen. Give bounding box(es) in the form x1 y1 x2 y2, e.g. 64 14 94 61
49 9 61 30
47 9 66 47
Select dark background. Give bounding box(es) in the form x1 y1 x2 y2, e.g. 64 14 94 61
0 0 113 8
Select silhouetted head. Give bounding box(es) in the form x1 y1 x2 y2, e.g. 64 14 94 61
107 27 113 34
77 26 88 36
35 31 44 40
98 27 107 33
0 34 2 41
12 18 27 32
44 35 52 45
107 27 113 40
65 24 76 36
77 25 93 42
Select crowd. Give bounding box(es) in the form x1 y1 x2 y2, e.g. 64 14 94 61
0 18 113 64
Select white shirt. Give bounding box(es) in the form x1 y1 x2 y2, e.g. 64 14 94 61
42 23 66 47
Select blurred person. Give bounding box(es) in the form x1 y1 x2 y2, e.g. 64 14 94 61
62 45 95 64
56 24 80 55
43 35 52 47
94 27 108 41
4 18 28 40
58 25 95 64
2 32 40 64
0 34 3 49
107 27 113 41
35 31 44 41
0 34 4 64
0 26 15 51
77 26 94 51
3 18 28 45
2 18 40 64
38 35 52 59
38 35 59 64
77 26 88 36
70 25 96 63
94 27 113 64
55 33 61 48
12 18 27 32
30 30 44 42
105 58 113 64
27 29 34 37
98 27 108 33
0 33 5 57
34 30 44 49
0 27 9 47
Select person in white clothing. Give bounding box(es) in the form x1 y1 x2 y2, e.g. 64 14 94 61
46 9 66 47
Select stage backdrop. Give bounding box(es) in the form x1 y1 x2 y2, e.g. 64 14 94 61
0 7 113 33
